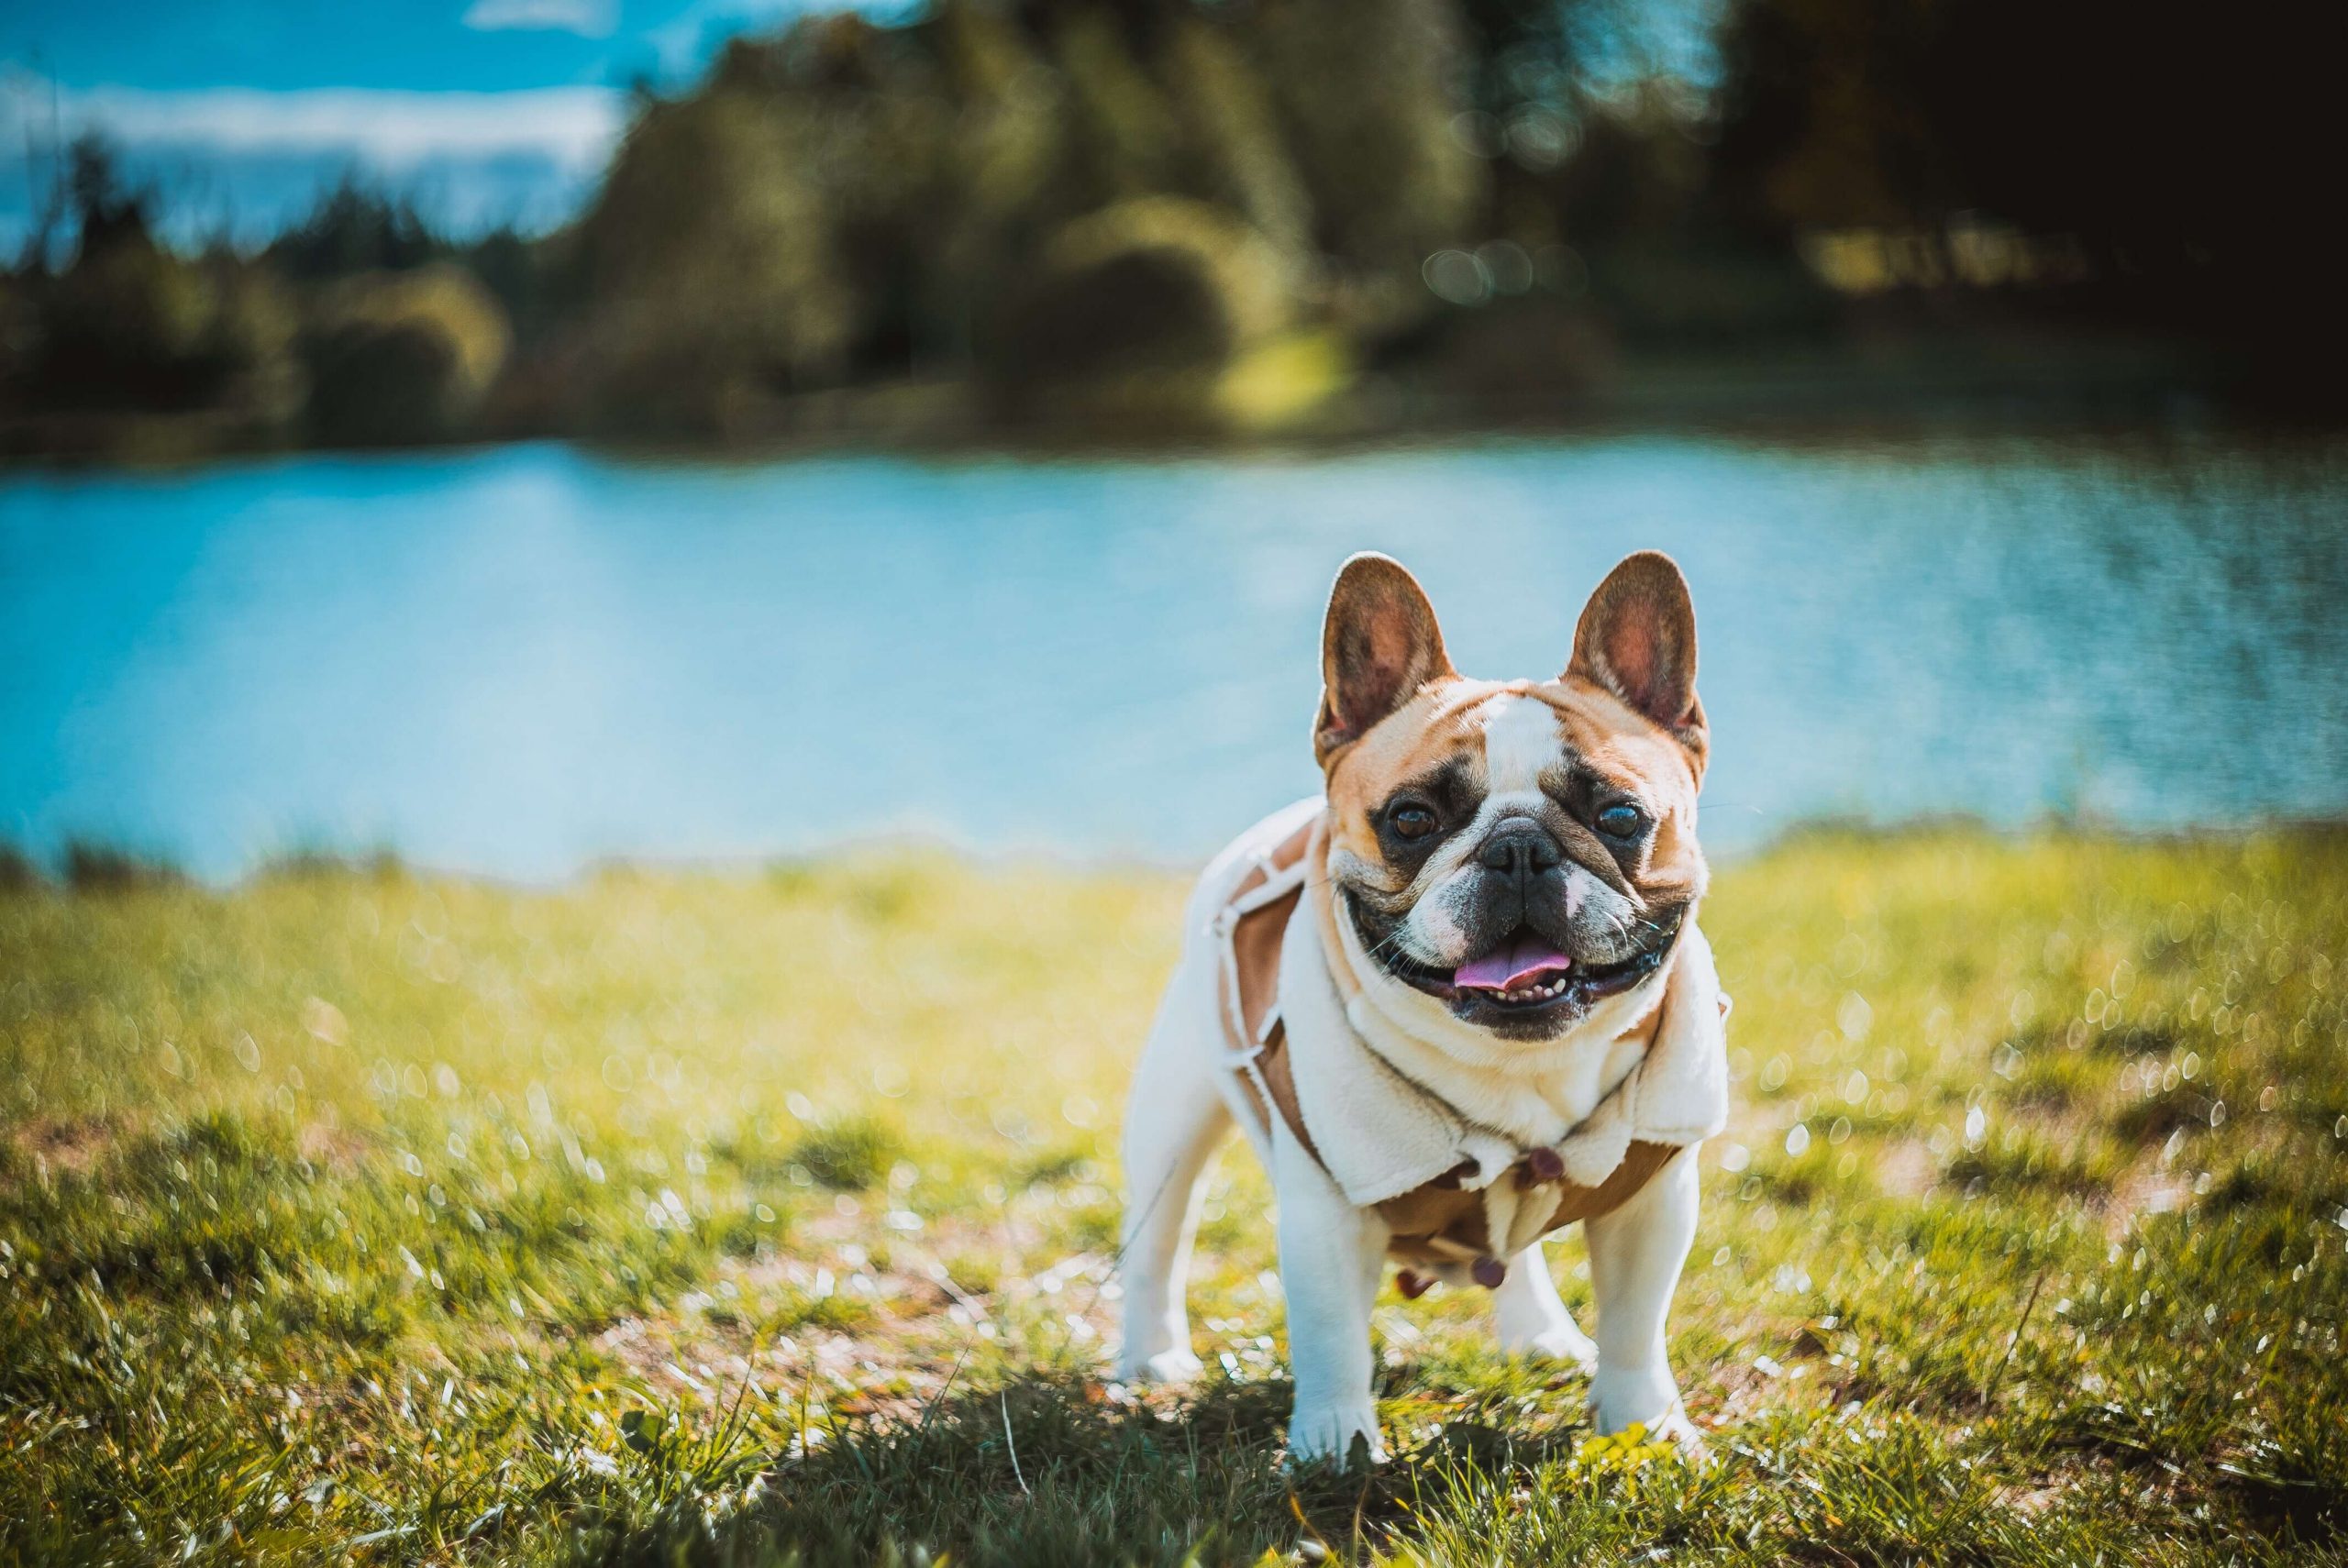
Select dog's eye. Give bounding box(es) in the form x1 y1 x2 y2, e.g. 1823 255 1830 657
1595 802 1646 839
1390 804 1439 841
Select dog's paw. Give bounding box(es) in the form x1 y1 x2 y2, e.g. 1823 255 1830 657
1118 1346 1204 1386
1589 1367 1711 1463
1285 1402 1385 1469
1644 1402 1711 1463
1589 1364 1683 1437
1603 1399 1711 1462
1499 1320 1599 1372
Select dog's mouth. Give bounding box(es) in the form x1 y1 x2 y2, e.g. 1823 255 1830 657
1372 913 1681 1021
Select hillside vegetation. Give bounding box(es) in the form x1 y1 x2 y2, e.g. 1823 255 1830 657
3 827 2345 1562
10 0 2340 456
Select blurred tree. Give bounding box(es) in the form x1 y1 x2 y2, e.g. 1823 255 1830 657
22 0 2331 447
23 138 294 415
1709 0 2341 371
1052 7 1185 202
923 0 1069 365
267 178 449 282
1252 0 1485 278
304 264 511 446
462 226 573 351
1160 16 1313 262
986 193 1291 424
752 18 961 377
571 80 858 431
1922 0 2335 372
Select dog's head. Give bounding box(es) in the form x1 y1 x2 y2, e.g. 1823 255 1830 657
1314 552 1709 1041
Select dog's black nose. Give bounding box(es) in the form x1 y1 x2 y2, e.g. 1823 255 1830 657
1477 819 1563 878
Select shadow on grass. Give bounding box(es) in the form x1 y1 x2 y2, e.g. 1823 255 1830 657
576 1375 2154 1567
571 1373 1403 1568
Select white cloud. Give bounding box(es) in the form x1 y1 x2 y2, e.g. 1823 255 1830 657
0 81 628 174
462 0 620 39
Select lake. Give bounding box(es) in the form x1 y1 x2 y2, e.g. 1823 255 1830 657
4 435 2344 882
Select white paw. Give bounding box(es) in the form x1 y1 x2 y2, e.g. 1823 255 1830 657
1285 1401 1385 1468
1589 1364 1683 1437
1119 1346 1204 1385
1500 1320 1599 1372
1645 1401 1711 1462
1589 1367 1711 1461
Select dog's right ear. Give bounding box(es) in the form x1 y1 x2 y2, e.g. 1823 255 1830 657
1315 553 1456 767
1567 549 1706 772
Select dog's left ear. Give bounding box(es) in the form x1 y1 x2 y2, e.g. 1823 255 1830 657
1568 551 1708 777
1315 553 1456 767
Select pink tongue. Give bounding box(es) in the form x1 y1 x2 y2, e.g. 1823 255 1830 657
1453 933 1575 992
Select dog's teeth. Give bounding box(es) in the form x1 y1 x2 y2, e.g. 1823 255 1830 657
1489 972 1580 1004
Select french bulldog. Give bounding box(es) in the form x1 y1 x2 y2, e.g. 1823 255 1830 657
1115 550 1723 1464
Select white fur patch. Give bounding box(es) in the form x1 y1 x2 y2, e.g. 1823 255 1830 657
1414 898 1468 956
1479 693 1561 798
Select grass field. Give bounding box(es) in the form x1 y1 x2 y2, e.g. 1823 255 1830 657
4 826 2346 1565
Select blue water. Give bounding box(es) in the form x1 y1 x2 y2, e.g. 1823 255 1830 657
4 436 2344 881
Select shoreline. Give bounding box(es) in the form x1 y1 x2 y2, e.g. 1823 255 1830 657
9 813 2347 898
10 337 2335 474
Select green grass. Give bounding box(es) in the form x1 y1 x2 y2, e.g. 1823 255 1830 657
4 827 2346 1565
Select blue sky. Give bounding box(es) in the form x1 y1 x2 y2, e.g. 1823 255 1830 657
0 0 896 247
4 0 781 94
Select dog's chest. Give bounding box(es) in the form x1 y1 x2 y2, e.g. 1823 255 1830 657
1525 1036 1654 1138
1385 1029 1652 1149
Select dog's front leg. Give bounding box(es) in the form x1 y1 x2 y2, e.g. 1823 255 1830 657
1583 1144 1704 1448
1273 1123 1388 1466
1491 1239 1598 1369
